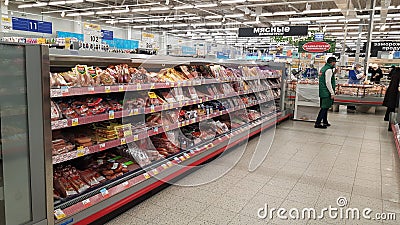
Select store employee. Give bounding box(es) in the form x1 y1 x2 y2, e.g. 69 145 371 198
348 64 365 84
315 57 337 129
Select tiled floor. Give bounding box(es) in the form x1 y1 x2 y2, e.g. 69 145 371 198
107 109 400 224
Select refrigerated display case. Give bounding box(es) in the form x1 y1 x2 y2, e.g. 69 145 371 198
0 43 53 225
334 84 386 106
1 45 291 225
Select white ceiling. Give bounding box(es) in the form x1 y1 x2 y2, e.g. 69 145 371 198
8 0 400 49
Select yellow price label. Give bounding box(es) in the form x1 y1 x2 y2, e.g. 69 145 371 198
105 86 111 93
54 209 66 220
109 110 115 119
161 164 168 169
120 138 126 145
143 173 150 179
124 130 132 137
133 135 139 141
72 118 79 126
137 83 142 90
118 85 124 92
152 169 159 175
133 108 139 115
148 92 157 99
150 83 155 89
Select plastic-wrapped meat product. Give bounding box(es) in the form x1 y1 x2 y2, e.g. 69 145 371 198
54 177 78 198
106 99 123 111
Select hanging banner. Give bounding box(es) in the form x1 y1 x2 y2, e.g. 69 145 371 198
238 26 308 37
103 38 139 50
181 46 196 55
216 52 229 59
83 23 101 43
298 41 336 53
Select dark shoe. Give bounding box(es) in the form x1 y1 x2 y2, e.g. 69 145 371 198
315 124 327 129
384 118 389 121
323 123 331 127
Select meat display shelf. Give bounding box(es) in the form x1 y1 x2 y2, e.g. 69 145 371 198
54 112 289 224
52 96 277 164
50 75 279 98
51 86 275 130
391 124 400 158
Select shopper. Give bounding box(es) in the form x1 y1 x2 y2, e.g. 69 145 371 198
383 67 400 121
315 57 337 129
369 63 383 84
348 63 365 84
303 64 318 79
388 65 396 79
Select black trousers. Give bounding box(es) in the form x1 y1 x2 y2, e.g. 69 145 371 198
385 107 395 121
316 108 329 125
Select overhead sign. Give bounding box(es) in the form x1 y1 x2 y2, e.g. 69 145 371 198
103 38 139 50
142 32 155 39
57 31 84 41
370 42 400 57
83 23 101 43
238 26 308 37
101 30 113 40
314 33 324 41
298 41 336 53
12 17 52 34
181 46 196 55
1 17 11 32
216 52 230 59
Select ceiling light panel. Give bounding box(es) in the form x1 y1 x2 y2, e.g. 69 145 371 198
174 5 194 9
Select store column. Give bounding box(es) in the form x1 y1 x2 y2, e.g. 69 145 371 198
355 25 363 64
364 0 377 72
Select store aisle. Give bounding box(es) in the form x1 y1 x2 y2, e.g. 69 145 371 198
107 111 400 225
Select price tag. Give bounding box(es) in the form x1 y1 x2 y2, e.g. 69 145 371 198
143 173 150 179
161 164 168 169
177 81 181 87
105 86 111 93
152 168 159 175
77 147 86 157
220 111 223 116
190 118 196 124
134 108 139 115
124 130 132 137
148 92 157 99
72 118 79 126
179 102 183 107
100 188 109 198
184 153 190 159
190 150 195 154
128 109 134 116
122 181 129 187
82 199 91 207
109 110 115 119
179 156 186 161
154 127 159 133
174 157 181 163
54 209 66 220
150 83 155 89
133 134 139 141
137 83 142 90
120 138 126 145
61 88 69 96
118 85 124 92
164 125 169 131
88 86 95 93
167 161 173 167
169 103 174 109
99 143 106 150
170 82 175 87
150 105 155 112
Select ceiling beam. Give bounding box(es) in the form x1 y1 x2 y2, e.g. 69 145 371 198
333 0 357 18
380 0 391 23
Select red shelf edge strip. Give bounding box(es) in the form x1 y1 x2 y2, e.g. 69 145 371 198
72 113 290 225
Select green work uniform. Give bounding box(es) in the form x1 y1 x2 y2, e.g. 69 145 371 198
319 63 336 109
